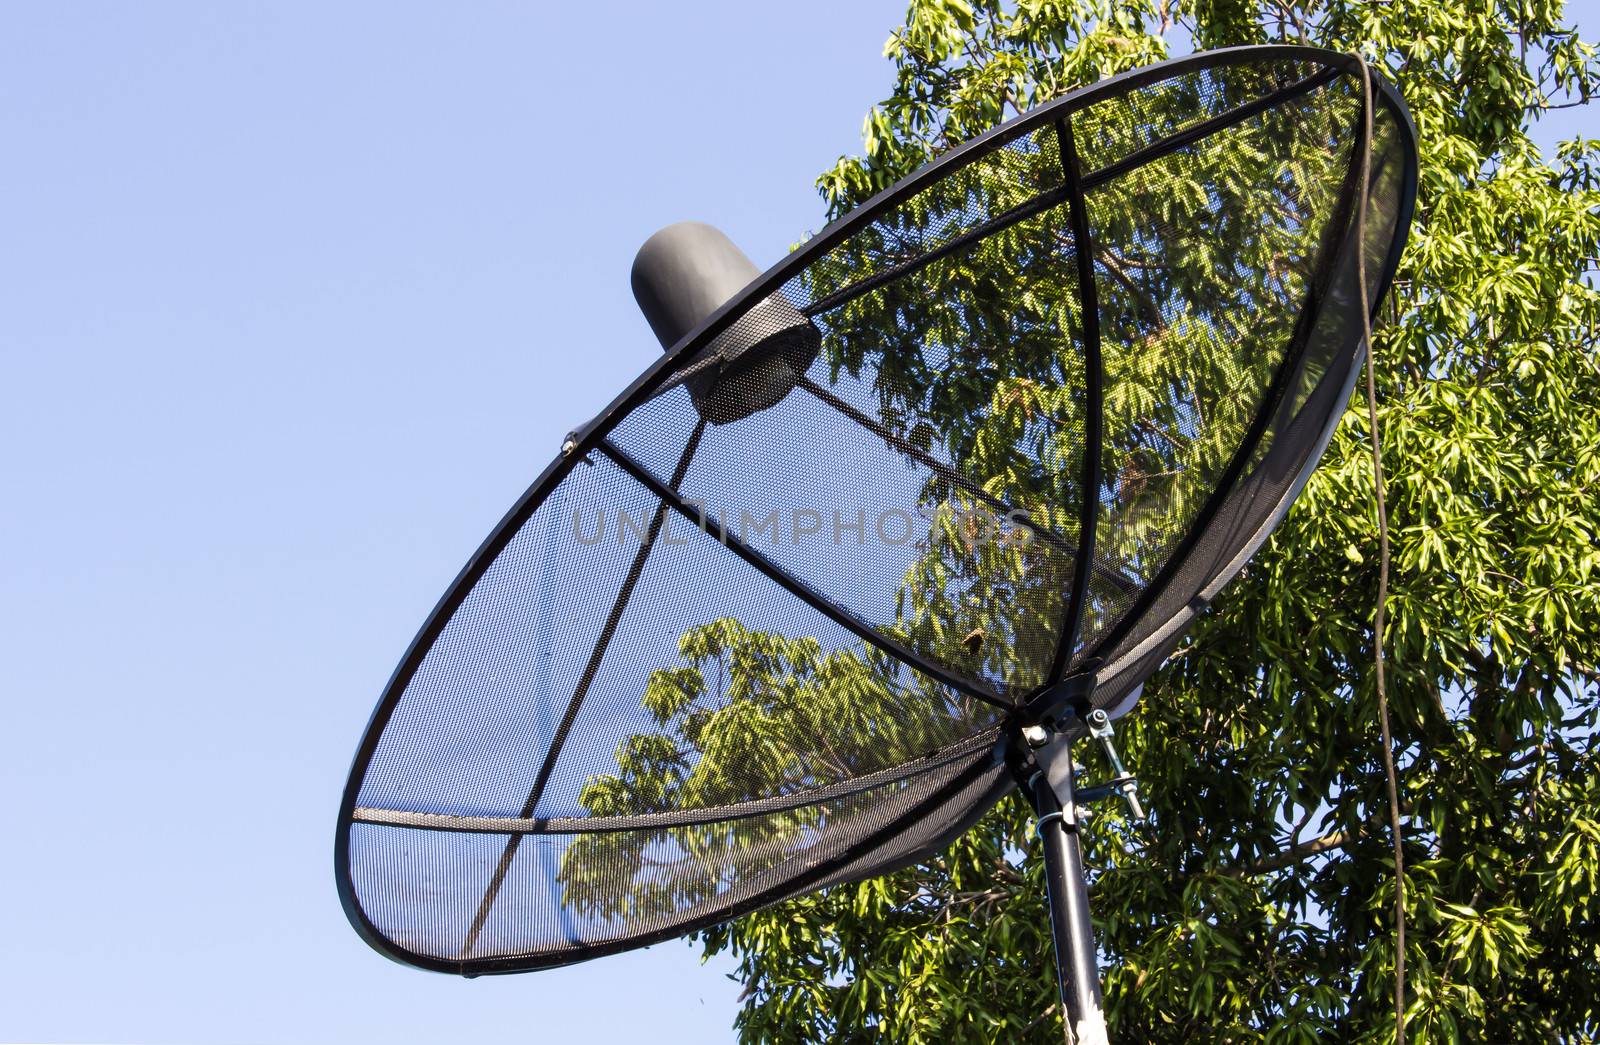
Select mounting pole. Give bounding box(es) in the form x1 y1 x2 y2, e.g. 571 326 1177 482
1024 731 1109 1045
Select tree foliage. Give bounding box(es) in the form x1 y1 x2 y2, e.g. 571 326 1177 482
674 2 1600 1041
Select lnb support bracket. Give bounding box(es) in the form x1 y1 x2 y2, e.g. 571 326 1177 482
1019 707 1146 824
1086 709 1145 821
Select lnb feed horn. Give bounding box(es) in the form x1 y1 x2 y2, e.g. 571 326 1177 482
632 220 821 425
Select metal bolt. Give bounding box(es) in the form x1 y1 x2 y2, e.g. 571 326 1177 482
1086 709 1145 821
1021 724 1049 748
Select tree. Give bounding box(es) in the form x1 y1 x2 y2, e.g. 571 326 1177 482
668 3 1600 1041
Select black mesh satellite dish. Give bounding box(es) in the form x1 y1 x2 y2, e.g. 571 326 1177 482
337 44 1416 1040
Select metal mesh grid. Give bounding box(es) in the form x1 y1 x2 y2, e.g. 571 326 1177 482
350 741 997 964
337 48 1417 975
1092 99 1413 697
358 453 993 823
612 193 1088 700
1080 58 1324 176
1069 71 1362 657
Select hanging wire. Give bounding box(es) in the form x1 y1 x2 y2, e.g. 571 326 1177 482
1353 51 1408 1042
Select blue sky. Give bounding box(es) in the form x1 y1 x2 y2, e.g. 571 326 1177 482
2 3 1594 1043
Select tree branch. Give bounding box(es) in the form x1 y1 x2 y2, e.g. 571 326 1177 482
1228 805 1408 878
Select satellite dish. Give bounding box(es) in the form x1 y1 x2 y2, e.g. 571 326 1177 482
337 43 1415 1041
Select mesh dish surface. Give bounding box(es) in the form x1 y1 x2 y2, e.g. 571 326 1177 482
337 45 1417 975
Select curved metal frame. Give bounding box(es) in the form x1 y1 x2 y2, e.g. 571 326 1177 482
1067 67 1391 679
336 43 1419 977
1045 112 1105 688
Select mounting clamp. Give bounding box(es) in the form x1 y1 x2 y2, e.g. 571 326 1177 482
1024 667 1098 732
